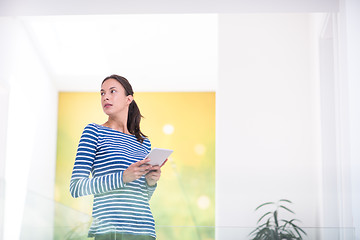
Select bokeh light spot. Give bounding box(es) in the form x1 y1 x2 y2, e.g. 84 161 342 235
197 195 210 210
194 143 206 156
163 124 174 135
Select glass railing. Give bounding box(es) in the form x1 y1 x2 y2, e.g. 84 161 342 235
26 225 356 240
214 227 355 240
0 186 356 240
19 189 92 240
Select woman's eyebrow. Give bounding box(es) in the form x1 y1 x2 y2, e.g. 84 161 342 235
100 87 117 91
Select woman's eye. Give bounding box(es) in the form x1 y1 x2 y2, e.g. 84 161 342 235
100 92 105 96
111 90 116 93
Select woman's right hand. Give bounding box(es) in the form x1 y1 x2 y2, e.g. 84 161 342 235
123 159 151 184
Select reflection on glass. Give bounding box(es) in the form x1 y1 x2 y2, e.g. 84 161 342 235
9 188 355 240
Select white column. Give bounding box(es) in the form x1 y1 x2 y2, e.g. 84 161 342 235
341 0 360 239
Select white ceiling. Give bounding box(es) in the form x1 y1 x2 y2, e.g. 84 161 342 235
21 14 218 92
1 0 338 92
0 0 338 16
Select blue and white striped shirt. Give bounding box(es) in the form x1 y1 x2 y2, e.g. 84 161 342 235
70 123 156 238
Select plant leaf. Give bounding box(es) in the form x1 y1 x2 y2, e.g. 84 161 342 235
257 211 272 224
280 219 295 230
266 216 272 227
281 220 306 238
280 232 293 240
279 199 292 204
289 221 307 236
271 228 279 240
249 221 273 237
274 210 279 227
249 223 268 236
279 205 295 214
255 202 275 211
256 228 272 239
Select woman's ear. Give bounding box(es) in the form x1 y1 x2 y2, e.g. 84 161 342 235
127 95 134 105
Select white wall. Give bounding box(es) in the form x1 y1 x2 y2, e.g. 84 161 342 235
341 0 360 239
1 18 58 240
217 14 322 239
0 17 13 240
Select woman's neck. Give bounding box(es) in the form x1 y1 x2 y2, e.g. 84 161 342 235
103 116 130 134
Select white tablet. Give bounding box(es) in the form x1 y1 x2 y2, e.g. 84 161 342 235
145 148 173 166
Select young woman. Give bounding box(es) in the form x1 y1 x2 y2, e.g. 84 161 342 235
70 75 161 240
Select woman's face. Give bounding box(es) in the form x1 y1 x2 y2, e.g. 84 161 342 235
100 78 133 116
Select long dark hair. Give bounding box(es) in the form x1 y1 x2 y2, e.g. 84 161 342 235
102 74 147 143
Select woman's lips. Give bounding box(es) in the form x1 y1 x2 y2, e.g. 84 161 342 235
104 104 112 108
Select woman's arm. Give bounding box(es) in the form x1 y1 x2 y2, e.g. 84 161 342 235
145 164 165 200
69 124 126 198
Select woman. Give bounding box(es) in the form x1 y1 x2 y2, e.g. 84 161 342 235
70 74 161 240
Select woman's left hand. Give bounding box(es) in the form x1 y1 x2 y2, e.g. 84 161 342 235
145 165 162 187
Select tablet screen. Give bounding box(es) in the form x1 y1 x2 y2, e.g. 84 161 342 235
145 148 173 166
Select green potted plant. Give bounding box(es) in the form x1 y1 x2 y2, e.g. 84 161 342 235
249 199 306 240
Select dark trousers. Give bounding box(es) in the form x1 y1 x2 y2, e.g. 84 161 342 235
94 233 155 240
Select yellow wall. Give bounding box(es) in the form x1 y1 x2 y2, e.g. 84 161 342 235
55 92 215 239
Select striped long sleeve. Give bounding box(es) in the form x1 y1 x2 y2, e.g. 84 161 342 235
69 123 156 238
69 124 126 198
146 183 157 201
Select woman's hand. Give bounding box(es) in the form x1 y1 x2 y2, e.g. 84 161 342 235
145 159 167 186
123 159 151 184
145 166 161 187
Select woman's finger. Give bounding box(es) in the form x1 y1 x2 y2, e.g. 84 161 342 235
136 159 151 166
139 164 151 172
150 165 161 171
